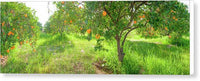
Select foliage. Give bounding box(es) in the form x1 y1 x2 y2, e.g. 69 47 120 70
1 2 40 55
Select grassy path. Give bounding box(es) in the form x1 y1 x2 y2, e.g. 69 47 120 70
1 32 190 74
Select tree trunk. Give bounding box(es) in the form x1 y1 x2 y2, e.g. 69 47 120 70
115 35 125 62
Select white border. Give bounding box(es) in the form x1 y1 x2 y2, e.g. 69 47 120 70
190 0 194 75
0 0 195 77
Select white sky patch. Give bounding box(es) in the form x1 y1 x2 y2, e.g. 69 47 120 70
24 2 57 26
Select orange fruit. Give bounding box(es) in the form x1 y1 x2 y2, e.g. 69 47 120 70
20 42 23 45
168 35 172 38
13 28 15 30
151 27 154 31
31 26 34 29
0 54 2 58
80 27 83 30
79 6 82 8
173 16 175 19
165 27 168 31
70 20 72 23
95 34 100 39
142 15 145 18
171 10 174 13
17 36 20 39
11 32 14 35
102 11 107 16
30 43 32 46
10 10 13 13
87 29 91 34
61 1 65 4
64 20 67 23
2 21 5 27
175 18 178 21
24 14 27 17
33 49 36 52
26 41 28 43
11 46 15 50
134 21 137 24
8 31 12 36
7 49 9 53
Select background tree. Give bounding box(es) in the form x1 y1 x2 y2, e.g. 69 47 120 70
84 1 189 62
1 2 40 55
44 1 84 36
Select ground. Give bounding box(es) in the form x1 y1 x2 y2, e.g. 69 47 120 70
0 31 190 74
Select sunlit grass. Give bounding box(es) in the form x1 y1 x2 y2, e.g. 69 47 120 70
1 32 190 74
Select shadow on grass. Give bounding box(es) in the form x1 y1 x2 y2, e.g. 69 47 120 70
37 34 75 54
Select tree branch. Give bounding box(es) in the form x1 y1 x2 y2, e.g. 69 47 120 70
103 6 116 25
119 1 146 38
121 26 139 47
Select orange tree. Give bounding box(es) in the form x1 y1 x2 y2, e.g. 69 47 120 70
1 2 40 55
44 1 85 36
84 1 189 62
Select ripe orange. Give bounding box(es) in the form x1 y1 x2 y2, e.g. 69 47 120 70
87 29 91 34
70 20 72 23
103 11 107 16
30 43 32 46
8 31 13 36
173 16 175 19
2 21 5 26
20 42 23 45
165 27 168 31
64 20 67 23
79 6 82 8
26 41 28 43
168 35 172 38
171 10 174 13
142 15 145 18
151 27 154 31
7 49 9 53
24 14 27 17
11 32 14 35
11 46 15 50
17 36 20 39
10 10 14 13
33 49 36 52
134 21 137 24
95 34 100 39
61 1 65 4
80 27 83 30
175 18 178 21
31 26 34 29
13 28 15 30
0 54 2 58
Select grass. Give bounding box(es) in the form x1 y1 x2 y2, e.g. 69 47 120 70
0 31 190 74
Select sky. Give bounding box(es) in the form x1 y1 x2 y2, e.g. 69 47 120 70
24 2 57 26
24 0 190 27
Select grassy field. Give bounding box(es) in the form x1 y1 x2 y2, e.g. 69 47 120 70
0 32 190 74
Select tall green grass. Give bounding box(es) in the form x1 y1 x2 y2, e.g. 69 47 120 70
1 32 190 74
